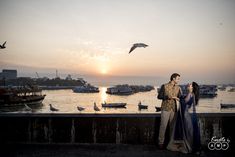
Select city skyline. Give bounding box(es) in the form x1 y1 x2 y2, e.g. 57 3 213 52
0 0 235 84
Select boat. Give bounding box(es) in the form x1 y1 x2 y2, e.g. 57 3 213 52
0 85 46 108
179 85 217 98
106 85 133 95
220 103 235 109
138 101 148 110
73 84 99 93
228 88 235 92
217 86 226 91
101 102 127 108
106 84 154 96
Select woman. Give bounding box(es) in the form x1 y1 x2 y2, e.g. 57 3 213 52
167 82 201 154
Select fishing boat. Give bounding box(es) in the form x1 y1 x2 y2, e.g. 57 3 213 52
0 85 46 108
220 103 235 109
101 102 127 108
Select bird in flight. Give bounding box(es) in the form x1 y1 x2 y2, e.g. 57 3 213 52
129 43 148 54
0 41 6 49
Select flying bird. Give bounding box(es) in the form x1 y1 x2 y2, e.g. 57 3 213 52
129 43 148 54
77 106 85 112
0 41 6 49
49 104 59 111
94 102 100 112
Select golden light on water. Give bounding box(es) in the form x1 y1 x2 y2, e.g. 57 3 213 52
100 87 107 103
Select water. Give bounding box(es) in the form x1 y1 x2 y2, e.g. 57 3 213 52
32 86 235 113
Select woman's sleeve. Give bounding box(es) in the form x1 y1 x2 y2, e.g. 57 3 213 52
185 94 193 108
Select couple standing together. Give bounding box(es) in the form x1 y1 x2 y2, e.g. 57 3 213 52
158 73 201 154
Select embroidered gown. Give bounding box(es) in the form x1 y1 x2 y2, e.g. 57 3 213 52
167 93 201 153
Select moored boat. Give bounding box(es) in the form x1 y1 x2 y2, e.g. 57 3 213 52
73 84 99 93
102 102 127 108
106 84 154 96
179 85 217 98
220 103 235 109
0 85 46 108
228 88 235 92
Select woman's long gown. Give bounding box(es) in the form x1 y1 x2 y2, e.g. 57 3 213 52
167 94 201 153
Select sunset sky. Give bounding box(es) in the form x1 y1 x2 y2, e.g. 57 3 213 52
0 0 235 84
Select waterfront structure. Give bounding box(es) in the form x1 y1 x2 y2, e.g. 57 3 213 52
0 69 17 80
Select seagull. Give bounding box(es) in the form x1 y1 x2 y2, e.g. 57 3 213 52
138 101 148 110
155 106 161 112
129 43 148 54
0 41 6 49
77 106 85 112
23 104 32 111
49 104 59 111
94 102 100 112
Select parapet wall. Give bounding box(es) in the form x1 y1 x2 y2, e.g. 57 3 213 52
0 113 234 147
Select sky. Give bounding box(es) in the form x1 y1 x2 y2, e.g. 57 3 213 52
0 0 235 84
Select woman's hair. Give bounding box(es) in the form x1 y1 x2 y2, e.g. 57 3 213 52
192 82 200 105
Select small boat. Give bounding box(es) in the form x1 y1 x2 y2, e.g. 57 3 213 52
228 88 235 92
138 101 148 110
218 86 226 91
155 106 161 112
102 102 127 108
220 103 235 109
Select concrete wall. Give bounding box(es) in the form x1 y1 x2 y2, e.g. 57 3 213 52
0 113 234 147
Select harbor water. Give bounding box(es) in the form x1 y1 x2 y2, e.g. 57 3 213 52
15 86 235 113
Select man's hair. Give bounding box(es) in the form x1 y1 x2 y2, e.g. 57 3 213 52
170 73 180 81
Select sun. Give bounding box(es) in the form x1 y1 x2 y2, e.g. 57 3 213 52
101 68 108 75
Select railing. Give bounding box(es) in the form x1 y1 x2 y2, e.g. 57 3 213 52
0 113 234 147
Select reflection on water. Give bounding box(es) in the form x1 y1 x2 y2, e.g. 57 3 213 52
1 87 235 113
100 87 107 103
0 103 43 113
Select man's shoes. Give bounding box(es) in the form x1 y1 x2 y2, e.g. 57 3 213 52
158 144 164 150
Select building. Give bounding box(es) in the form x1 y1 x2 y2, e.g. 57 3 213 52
0 69 17 80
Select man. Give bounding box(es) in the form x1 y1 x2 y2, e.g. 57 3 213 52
158 73 182 149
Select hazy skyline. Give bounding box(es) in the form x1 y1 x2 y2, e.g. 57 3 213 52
0 0 235 84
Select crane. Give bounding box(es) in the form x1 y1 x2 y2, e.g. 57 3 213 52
36 72 40 78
